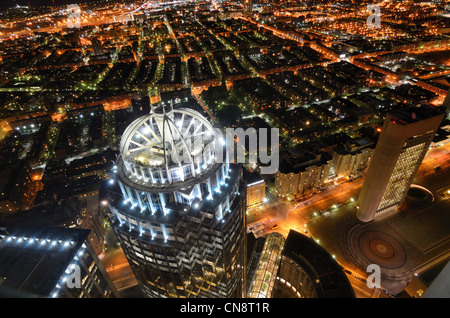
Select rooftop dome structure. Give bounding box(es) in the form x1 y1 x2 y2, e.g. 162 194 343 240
119 103 219 188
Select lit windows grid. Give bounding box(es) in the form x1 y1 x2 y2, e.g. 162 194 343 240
114 204 245 298
247 233 284 298
109 166 245 298
376 132 433 213
247 182 265 209
276 257 317 298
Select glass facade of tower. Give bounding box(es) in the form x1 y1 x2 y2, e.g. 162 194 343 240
106 106 246 298
357 107 444 222
247 233 284 298
376 131 435 214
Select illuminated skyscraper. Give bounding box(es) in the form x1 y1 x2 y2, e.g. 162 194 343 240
357 107 444 222
106 104 246 298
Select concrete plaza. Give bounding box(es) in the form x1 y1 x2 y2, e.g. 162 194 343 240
306 168 450 294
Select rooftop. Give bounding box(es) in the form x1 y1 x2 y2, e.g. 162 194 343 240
389 106 444 125
282 230 355 298
0 225 89 297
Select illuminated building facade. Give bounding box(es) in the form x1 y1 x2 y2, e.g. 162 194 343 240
357 107 444 222
247 232 284 298
245 172 266 210
275 152 332 199
106 104 246 298
331 138 375 179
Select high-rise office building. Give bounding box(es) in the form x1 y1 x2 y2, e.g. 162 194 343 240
357 107 444 222
0 225 120 298
106 104 246 298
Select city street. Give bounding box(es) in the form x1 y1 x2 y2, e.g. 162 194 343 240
247 177 364 238
100 248 138 293
415 141 450 181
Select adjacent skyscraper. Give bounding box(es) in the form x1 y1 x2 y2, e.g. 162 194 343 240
357 107 444 222
0 226 119 298
106 104 246 298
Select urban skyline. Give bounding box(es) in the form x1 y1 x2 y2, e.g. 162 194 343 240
0 0 449 304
